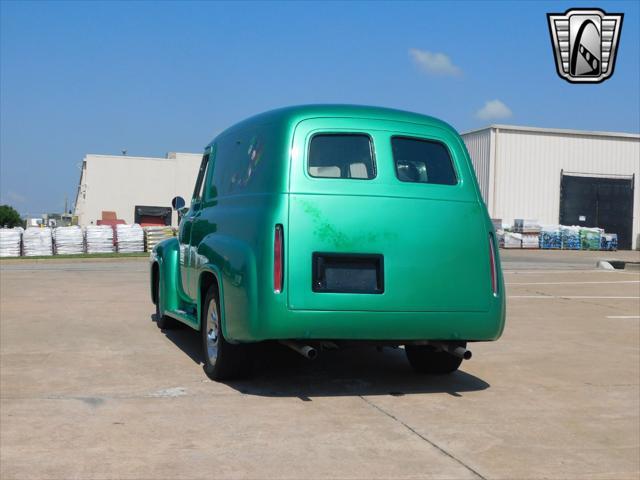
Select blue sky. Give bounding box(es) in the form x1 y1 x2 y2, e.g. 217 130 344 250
1 0 638 216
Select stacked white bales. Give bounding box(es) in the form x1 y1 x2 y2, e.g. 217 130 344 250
116 224 144 253
23 227 53 256
0 228 23 257
53 226 84 254
86 225 114 253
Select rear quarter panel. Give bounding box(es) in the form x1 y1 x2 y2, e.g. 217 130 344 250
193 119 292 340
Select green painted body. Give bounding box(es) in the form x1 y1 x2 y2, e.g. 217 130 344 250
151 105 505 343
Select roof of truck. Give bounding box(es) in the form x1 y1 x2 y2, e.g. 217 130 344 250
212 104 456 143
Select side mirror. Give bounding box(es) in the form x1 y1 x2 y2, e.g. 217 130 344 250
171 196 187 220
171 196 186 210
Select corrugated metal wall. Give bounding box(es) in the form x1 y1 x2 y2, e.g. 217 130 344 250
462 130 492 205
494 129 639 248
462 127 640 248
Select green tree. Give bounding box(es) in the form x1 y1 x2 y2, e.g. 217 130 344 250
0 205 22 228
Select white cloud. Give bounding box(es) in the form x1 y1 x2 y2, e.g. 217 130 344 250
409 48 462 77
3 191 27 204
475 100 512 120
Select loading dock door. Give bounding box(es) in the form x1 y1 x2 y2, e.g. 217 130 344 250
134 206 172 226
559 174 634 250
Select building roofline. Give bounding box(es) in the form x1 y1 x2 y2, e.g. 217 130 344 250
84 152 201 161
461 124 640 140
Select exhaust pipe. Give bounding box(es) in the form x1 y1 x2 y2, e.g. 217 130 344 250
428 342 472 360
447 345 472 360
280 340 318 360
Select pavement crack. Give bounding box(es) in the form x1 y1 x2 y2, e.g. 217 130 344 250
358 395 487 480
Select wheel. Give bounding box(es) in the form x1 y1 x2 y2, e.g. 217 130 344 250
202 287 251 380
405 342 466 374
155 277 179 330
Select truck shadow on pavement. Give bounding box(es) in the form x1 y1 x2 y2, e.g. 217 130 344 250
156 315 490 398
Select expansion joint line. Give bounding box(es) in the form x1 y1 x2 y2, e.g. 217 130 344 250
358 395 487 480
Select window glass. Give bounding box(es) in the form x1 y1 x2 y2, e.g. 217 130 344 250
391 137 457 185
192 153 210 201
308 134 375 180
203 145 218 201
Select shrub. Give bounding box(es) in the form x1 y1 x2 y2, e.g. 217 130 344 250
0 205 22 228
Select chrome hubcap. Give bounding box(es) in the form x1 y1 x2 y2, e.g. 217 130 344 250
206 299 219 365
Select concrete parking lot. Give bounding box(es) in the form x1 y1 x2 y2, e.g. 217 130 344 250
1 251 639 479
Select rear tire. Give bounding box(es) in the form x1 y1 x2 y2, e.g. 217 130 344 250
202 287 252 381
405 342 465 374
155 277 179 330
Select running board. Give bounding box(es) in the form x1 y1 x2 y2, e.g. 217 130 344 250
165 308 198 329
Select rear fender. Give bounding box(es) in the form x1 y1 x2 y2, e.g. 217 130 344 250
197 234 257 342
196 265 224 334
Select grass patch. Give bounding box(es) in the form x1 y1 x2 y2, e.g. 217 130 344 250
0 252 149 260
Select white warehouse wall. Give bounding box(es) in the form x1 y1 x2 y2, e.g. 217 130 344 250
461 129 493 204
463 126 640 249
74 152 203 226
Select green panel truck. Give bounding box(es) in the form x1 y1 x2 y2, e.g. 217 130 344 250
150 105 505 380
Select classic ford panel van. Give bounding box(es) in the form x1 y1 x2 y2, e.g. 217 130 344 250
150 105 505 380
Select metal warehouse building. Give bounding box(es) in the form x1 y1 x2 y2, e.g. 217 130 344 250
74 152 201 227
73 124 639 250
462 125 640 250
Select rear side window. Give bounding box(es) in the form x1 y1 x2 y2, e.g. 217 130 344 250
308 134 375 180
192 153 210 201
391 137 457 185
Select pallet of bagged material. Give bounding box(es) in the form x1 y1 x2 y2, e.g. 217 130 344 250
521 233 540 249
23 227 53 256
539 226 562 249
600 233 618 251
53 226 84 254
513 219 541 234
580 227 602 251
560 226 581 250
116 224 144 253
0 228 22 257
144 226 174 251
503 232 522 249
86 225 114 253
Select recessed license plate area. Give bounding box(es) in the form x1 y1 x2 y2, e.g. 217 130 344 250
312 253 384 294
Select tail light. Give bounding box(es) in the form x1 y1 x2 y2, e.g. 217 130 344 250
489 234 498 295
274 225 283 293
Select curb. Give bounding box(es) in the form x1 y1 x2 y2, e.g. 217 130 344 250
596 260 615 270
597 260 640 271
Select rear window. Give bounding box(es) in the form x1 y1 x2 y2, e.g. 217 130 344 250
308 134 376 180
391 137 457 185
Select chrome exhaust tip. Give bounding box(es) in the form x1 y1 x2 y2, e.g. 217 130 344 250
280 340 318 360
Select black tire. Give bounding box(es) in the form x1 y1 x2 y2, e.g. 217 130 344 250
405 342 466 374
155 277 179 330
201 287 252 380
